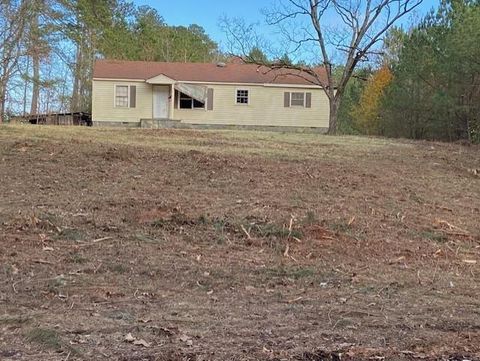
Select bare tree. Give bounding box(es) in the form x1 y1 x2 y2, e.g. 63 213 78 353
28 0 50 116
223 0 423 134
0 0 30 123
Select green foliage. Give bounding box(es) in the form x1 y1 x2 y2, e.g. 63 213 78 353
337 66 373 134
112 5 218 62
26 328 63 350
248 46 269 63
380 0 480 142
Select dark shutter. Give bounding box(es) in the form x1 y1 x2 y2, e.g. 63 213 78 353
129 86 136 108
305 92 312 108
207 88 214 110
174 90 178 109
284 92 290 107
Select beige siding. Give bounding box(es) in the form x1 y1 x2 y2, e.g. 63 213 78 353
174 84 329 128
92 80 153 123
92 80 329 128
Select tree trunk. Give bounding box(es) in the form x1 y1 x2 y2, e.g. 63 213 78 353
30 53 40 115
71 43 82 113
0 87 6 123
328 98 340 135
30 12 40 115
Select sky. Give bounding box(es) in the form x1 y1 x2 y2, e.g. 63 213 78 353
133 0 440 52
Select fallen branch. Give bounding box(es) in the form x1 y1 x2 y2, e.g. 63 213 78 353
91 236 113 243
33 259 53 265
77 236 114 247
436 219 469 235
240 225 252 240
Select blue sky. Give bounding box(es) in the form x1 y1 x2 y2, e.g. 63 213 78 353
133 0 439 51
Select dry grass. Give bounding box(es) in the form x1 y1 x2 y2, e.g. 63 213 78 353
0 124 479 361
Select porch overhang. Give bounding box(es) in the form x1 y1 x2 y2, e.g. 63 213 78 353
174 82 208 103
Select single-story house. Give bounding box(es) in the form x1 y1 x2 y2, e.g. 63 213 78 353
92 59 330 131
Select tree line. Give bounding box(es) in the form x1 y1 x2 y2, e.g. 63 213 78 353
0 0 219 122
340 0 480 143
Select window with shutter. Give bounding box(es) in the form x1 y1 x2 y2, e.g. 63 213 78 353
290 92 305 107
115 85 129 108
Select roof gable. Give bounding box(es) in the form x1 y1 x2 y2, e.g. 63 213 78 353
93 59 327 87
146 74 176 84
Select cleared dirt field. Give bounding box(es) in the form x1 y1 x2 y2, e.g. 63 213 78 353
1 125 479 361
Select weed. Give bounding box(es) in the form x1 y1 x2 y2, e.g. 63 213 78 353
47 275 66 293
0 314 32 325
58 228 86 241
260 266 315 280
104 309 134 322
26 328 62 350
254 223 303 240
421 230 448 243
303 210 318 225
69 253 88 264
109 263 128 274
151 212 194 230
134 233 161 243
330 221 352 234
197 214 209 225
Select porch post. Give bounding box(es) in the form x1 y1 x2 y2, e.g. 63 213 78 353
169 83 175 120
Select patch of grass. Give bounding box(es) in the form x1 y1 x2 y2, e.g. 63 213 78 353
26 328 63 350
104 309 134 322
330 220 352 234
260 266 316 280
255 223 300 239
58 228 86 241
0 314 32 325
109 263 128 274
150 212 196 230
46 275 66 294
32 212 61 233
303 210 318 225
0 124 404 162
134 233 161 243
69 253 88 264
421 230 448 243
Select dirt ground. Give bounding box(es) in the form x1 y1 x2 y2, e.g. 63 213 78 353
1 125 479 361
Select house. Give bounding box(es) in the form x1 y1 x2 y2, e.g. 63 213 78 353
92 59 330 131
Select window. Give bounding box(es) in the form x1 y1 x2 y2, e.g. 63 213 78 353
290 92 305 107
115 85 129 107
179 92 205 109
236 89 249 104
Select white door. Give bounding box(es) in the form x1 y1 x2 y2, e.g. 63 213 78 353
153 85 170 118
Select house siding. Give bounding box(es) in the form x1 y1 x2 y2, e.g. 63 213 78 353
92 80 153 123
92 80 329 128
174 84 329 128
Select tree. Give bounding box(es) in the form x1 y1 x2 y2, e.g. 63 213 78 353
223 0 423 134
380 0 480 142
0 0 31 122
130 7 218 63
56 0 135 112
336 66 372 133
248 46 269 63
351 65 393 134
27 0 52 115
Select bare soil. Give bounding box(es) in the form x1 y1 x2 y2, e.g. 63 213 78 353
1 125 479 361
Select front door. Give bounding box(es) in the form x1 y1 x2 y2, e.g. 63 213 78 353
153 85 170 118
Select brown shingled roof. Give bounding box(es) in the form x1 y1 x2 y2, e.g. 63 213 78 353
93 59 326 86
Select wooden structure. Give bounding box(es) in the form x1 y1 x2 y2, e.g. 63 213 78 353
13 112 92 126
